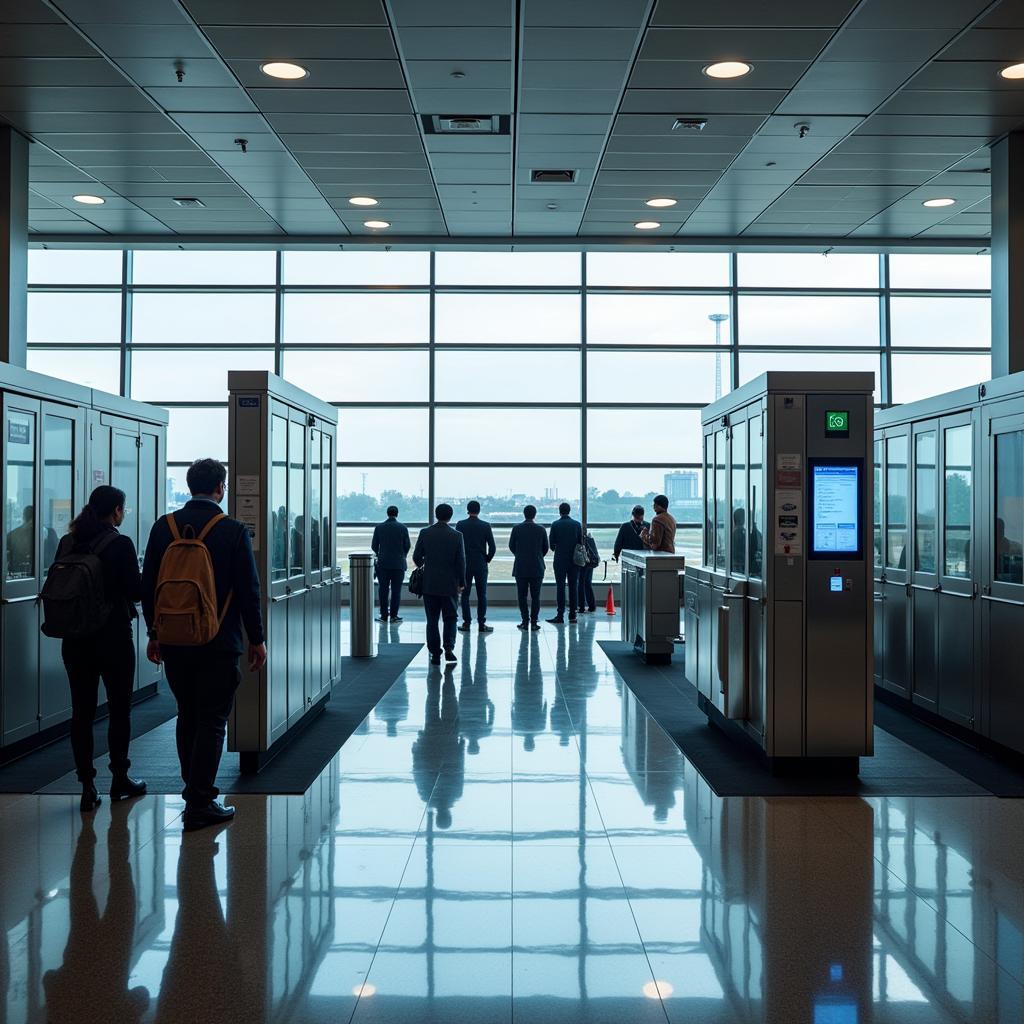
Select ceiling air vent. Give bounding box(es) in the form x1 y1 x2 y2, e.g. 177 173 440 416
530 169 576 183
422 114 509 135
172 197 205 207
672 118 708 132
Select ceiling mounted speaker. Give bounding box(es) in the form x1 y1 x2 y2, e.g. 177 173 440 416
530 169 576 183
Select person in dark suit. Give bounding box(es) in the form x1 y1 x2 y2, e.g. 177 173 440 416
142 458 267 833
509 505 548 631
613 505 648 561
412 503 466 666
372 505 411 623
548 501 583 625
456 500 496 634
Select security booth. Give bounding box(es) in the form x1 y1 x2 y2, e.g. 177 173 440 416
1 362 166 754
874 369 1024 758
684 372 874 771
227 371 340 772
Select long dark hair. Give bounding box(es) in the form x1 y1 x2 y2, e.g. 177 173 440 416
69 485 126 542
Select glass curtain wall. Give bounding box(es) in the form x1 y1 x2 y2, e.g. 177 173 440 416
26 249 991 580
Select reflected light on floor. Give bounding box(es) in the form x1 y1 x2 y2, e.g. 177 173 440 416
642 980 674 999
353 982 377 998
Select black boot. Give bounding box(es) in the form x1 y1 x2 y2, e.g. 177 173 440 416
110 775 148 801
80 782 101 813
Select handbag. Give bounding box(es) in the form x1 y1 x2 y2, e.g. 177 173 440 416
407 565 424 598
573 542 589 568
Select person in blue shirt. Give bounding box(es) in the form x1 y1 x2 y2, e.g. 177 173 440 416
371 506 411 623
455 500 496 634
547 502 583 625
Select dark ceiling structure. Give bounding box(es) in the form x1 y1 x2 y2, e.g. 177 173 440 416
2 0 1020 245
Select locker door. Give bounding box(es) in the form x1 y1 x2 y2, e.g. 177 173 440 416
872 438 885 686
910 420 939 711
110 425 142 691
38 403 84 730
2 395 41 746
880 429 910 698
136 424 163 691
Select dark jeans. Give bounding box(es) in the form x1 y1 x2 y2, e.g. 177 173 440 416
576 565 596 611
515 577 542 624
553 564 580 619
62 624 136 782
164 651 241 807
460 561 489 623
423 593 458 655
377 569 404 619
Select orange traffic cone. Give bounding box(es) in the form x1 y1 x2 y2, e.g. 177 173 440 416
605 585 616 616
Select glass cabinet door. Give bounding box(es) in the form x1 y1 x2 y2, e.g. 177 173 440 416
270 411 288 585
288 413 307 581
3 397 40 597
941 419 973 587
748 415 763 579
913 426 938 582
40 409 76 573
873 440 883 576
322 432 333 572
309 427 322 577
730 420 747 576
714 428 727 571
703 432 713 567
885 434 909 575
111 429 140 550
992 424 1024 594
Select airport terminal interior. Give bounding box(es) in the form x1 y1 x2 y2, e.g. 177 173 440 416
5 0 1024 1021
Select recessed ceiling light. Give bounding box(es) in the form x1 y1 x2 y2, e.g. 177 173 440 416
703 60 752 80
634 220 661 230
1000 62 1024 80
72 194 105 205
922 198 956 208
260 61 309 80
645 198 677 208
364 219 390 229
348 196 378 207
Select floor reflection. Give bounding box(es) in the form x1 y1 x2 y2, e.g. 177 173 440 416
0 611 1018 1022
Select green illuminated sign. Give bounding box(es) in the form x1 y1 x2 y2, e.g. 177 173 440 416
826 410 849 435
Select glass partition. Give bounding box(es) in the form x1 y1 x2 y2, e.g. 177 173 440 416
886 435 909 570
310 428 322 572
703 433 713 565
943 425 971 579
270 414 288 582
749 417 763 579
112 431 139 551
995 430 1024 585
873 440 883 570
914 431 937 574
321 433 333 571
730 422 747 575
714 429 727 571
288 419 306 577
5 409 37 581
41 414 73 572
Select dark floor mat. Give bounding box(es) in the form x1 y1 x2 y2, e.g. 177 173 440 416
598 641 988 798
38 645 423 796
0 689 178 793
873 696 1024 797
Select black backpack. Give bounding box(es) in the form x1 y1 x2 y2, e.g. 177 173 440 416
40 533 117 639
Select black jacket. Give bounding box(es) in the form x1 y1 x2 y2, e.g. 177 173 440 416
613 519 649 559
509 520 549 579
54 526 142 628
549 515 583 570
141 499 265 656
412 522 466 597
371 517 411 575
455 516 496 567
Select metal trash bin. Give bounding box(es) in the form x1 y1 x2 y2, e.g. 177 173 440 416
349 551 375 658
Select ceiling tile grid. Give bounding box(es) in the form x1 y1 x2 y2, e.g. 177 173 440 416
1 0 1022 242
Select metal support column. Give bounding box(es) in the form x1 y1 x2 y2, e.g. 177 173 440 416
991 132 1024 377
0 127 28 367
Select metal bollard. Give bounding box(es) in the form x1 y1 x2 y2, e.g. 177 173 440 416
349 551 375 658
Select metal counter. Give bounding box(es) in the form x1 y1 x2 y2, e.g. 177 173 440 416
620 549 685 664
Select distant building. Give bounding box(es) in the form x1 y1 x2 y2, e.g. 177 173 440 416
664 470 698 503
544 485 559 500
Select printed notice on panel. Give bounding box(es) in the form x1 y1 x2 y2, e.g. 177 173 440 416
235 474 260 496
237 494 260 550
774 488 803 556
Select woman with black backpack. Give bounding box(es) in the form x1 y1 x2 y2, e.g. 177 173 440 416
48 485 147 812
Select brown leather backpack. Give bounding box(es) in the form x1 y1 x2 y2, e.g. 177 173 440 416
153 513 233 646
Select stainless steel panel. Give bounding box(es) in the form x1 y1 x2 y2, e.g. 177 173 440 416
746 593 765 736
2 602 40 746
269 595 288 737
911 588 938 710
771 600 804 757
37 624 70 730
287 594 306 725
684 575 699 685
937 592 974 727
881 580 909 696
986 600 1024 753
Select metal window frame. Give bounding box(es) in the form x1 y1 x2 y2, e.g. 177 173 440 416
27 248 993 532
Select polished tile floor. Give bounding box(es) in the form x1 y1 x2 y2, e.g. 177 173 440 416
2 609 1024 1023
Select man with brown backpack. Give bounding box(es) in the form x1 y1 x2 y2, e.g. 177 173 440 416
141 458 266 832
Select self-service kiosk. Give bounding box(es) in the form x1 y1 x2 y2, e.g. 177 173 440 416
684 372 874 769
0 362 166 756
226 371 341 772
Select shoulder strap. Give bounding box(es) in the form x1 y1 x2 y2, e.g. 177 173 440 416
165 513 181 541
197 512 227 542
90 530 119 556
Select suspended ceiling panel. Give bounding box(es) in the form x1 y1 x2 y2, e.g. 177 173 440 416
1 0 1019 243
